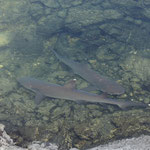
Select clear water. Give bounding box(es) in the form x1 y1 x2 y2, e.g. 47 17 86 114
0 0 150 149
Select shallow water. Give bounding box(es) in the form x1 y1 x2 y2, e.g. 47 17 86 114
0 0 150 149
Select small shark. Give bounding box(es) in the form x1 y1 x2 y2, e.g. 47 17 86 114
51 49 125 95
18 77 147 109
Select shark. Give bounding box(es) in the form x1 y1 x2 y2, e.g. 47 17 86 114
51 49 125 95
18 77 147 109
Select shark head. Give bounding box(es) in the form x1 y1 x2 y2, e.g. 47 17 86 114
18 77 34 90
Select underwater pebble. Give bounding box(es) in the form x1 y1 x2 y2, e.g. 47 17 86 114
119 93 127 98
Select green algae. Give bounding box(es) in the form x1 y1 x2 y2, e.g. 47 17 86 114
37 102 56 116
0 31 10 47
123 55 150 82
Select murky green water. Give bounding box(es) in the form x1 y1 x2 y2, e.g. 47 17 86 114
0 0 150 149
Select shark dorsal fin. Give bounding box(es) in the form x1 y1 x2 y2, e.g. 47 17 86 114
64 79 77 89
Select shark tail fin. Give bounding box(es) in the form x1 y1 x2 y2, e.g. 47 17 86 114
118 100 148 109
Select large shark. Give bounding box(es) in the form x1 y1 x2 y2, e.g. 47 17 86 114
18 77 147 109
51 49 125 95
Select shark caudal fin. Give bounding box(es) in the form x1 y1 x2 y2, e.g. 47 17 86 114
118 100 148 109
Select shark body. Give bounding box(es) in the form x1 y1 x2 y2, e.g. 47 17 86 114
51 49 125 95
18 77 147 109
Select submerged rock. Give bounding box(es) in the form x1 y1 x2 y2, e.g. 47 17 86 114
123 55 150 82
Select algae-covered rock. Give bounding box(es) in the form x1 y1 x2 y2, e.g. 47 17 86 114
111 109 150 137
10 29 43 55
123 55 150 82
66 5 121 29
0 78 15 96
37 102 56 116
96 46 118 61
58 0 83 8
0 31 11 47
65 109 150 149
51 104 71 120
74 117 116 141
40 0 59 8
143 8 150 19
0 0 30 30
36 14 64 37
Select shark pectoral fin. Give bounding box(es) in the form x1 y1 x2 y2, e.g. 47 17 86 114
35 91 45 105
64 79 77 89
